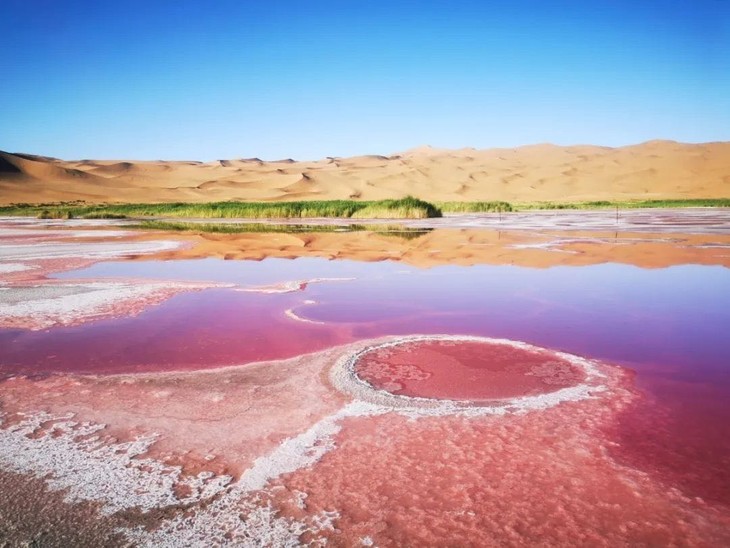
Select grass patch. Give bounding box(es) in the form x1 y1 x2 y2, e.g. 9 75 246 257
439 198 729 212
438 201 513 213
514 198 730 210
0 196 442 219
351 197 442 219
37 209 75 219
79 212 130 219
0 197 727 221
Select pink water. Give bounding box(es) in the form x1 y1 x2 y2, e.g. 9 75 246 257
354 340 585 400
1 252 730 515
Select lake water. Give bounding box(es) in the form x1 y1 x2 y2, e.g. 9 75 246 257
0 216 728 544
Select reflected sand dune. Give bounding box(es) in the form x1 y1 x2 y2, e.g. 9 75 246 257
135 226 730 269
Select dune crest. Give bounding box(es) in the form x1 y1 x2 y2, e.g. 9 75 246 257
1 141 728 205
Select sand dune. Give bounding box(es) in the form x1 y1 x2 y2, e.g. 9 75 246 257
1 140 728 205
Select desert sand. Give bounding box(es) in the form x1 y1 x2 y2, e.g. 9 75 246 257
1 140 729 205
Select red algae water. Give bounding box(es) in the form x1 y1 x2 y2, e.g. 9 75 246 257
354 339 585 400
1 219 730 544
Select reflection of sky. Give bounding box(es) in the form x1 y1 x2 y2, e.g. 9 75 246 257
61 258 730 378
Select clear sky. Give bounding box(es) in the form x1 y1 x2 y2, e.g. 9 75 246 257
1 0 728 160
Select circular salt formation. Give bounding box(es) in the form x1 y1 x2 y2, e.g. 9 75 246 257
354 339 585 402
330 335 607 415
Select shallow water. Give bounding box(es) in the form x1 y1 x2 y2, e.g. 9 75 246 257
353 339 586 400
21 257 725 381
3 253 727 504
1 216 729 543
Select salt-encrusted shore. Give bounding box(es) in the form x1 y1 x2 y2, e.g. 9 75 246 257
1 329 729 546
1 219 729 546
329 334 607 416
0 280 231 330
236 277 355 294
0 223 233 330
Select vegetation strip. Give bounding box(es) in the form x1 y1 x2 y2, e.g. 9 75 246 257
0 197 441 220
0 198 727 221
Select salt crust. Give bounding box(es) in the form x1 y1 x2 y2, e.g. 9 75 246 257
0 281 228 329
330 334 608 417
0 239 180 261
133 401 379 546
285 307 325 324
236 277 355 294
0 411 232 515
0 262 34 274
0 401 376 545
0 228 130 239
0 408 346 546
0 218 131 229
0 336 611 545
134 337 610 543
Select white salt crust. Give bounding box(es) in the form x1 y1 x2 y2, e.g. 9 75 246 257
0 403 377 545
0 336 612 545
236 277 356 294
0 228 131 239
133 401 380 547
330 335 608 417
0 239 180 261
0 218 131 229
0 281 228 330
0 262 34 274
285 307 325 325
0 409 346 546
0 412 232 515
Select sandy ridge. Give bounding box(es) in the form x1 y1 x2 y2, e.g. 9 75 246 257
1 140 728 204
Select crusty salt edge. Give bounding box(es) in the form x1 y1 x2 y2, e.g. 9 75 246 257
0 401 373 544
127 403 382 546
0 281 233 330
0 336 613 545
0 262 35 274
0 408 342 546
0 228 131 239
239 401 386 493
143 337 611 543
0 411 232 516
330 334 608 417
0 239 181 261
128 497 339 548
236 277 356 294
284 307 325 324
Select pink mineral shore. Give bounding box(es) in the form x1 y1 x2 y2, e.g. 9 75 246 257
0 217 729 545
1 337 728 546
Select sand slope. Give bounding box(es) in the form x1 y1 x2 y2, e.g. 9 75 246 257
1 140 728 204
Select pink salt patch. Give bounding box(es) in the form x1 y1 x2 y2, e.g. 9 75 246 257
354 340 585 401
0 258 96 284
274 370 730 547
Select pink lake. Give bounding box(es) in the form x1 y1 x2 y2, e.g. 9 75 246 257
1 219 729 544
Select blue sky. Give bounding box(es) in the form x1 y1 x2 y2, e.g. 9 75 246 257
1 0 728 160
